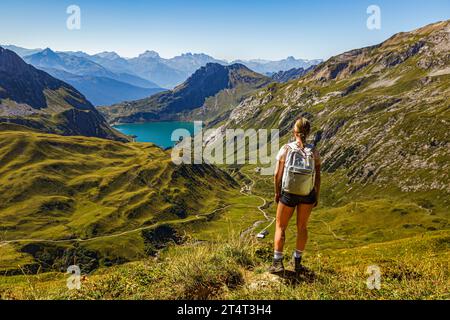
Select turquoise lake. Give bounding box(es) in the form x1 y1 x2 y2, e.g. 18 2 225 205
114 122 198 149
114 122 197 148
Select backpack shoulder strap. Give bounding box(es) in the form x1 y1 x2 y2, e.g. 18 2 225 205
284 144 298 165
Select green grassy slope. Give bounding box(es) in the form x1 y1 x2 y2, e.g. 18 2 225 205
0 131 239 273
1 230 448 300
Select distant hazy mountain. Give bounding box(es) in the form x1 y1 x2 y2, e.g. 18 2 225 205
126 52 187 89
99 63 272 123
88 51 135 74
270 66 316 83
88 51 228 88
29 49 159 87
60 50 93 59
25 48 117 78
125 52 320 88
109 72 160 89
22 48 162 105
0 47 126 141
1 45 43 57
233 56 322 74
44 68 164 106
162 52 227 74
6 45 321 92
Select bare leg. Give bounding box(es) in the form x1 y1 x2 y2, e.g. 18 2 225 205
274 202 295 253
296 204 314 252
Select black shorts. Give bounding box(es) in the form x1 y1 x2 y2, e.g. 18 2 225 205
280 190 317 208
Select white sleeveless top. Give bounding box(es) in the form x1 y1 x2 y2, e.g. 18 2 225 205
276 142 314 161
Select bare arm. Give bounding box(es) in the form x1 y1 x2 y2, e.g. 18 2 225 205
274 147 287 203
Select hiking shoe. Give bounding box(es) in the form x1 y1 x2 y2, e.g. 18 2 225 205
268 259 284 274
293 256 304 273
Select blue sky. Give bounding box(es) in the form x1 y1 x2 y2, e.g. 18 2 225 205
0 0 448 60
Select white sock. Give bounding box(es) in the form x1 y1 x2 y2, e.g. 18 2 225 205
274 251 283 260
293 250 303 259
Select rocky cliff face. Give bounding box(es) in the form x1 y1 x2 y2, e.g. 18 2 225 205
0 47 128 141
210 20 450 208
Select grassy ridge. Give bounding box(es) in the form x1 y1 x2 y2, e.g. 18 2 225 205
0 131 239 273
1 230 448 300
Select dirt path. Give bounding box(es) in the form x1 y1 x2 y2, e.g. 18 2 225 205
310 219 347 241
240 173 275 238
0 206 231 247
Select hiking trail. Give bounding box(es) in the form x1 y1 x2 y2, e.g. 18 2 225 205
240 172 276 238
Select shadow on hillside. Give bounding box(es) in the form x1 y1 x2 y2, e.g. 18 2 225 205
273 267 317 286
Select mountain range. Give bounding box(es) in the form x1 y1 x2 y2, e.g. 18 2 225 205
0 47 127 141
211 20 450 210
99 63 272 124
101 19 450 214
21 48 164 106
5 45 321 94
0 20 448 300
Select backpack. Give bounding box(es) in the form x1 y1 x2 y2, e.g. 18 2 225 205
282 144 316 196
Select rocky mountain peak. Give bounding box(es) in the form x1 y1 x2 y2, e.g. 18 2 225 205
41 47 56 55
95 51 121 60
138 50 160 59
99 62 271 123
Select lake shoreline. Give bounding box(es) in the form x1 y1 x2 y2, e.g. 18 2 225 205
113 121 197 149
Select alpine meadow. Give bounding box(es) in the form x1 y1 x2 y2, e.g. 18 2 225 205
0 1 448 302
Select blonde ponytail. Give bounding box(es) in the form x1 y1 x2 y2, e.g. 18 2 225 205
294 117 311 142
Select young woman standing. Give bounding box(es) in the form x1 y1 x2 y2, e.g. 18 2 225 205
269 117 321 273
